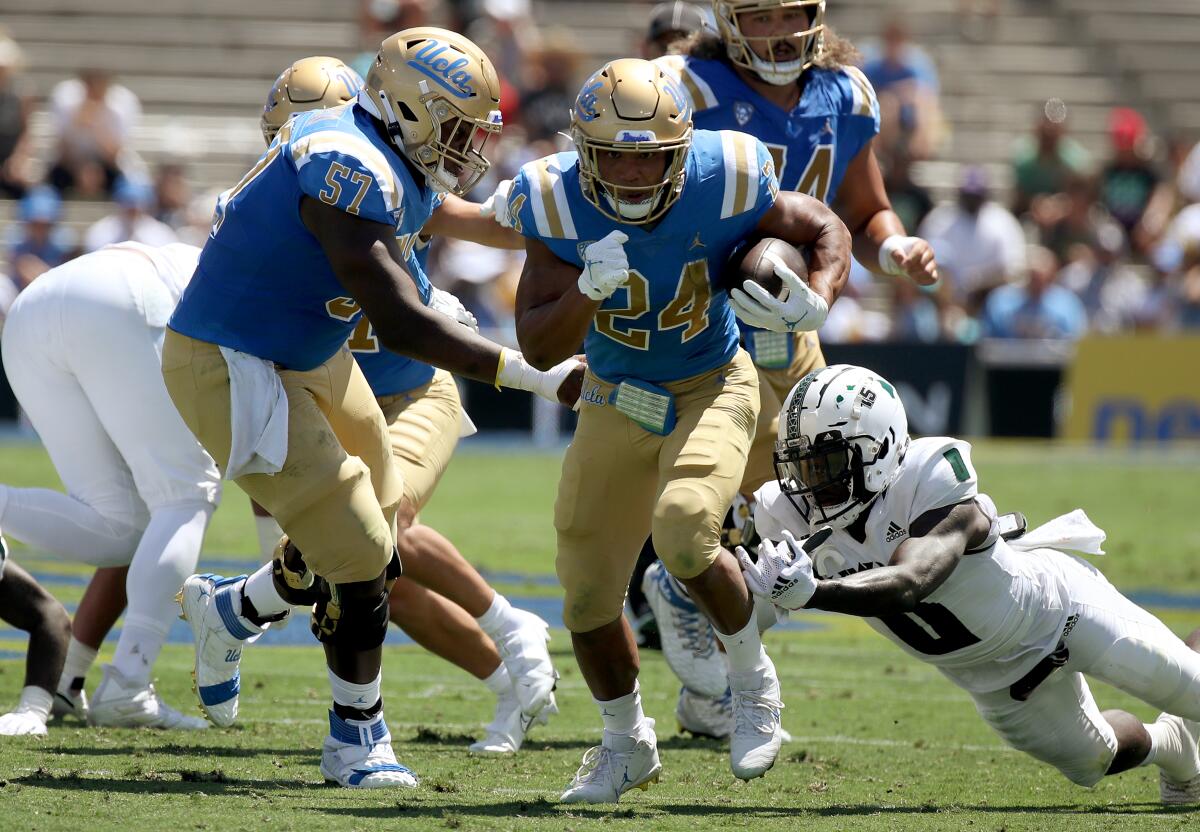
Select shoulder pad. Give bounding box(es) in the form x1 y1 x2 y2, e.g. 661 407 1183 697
910 438 979 519
653 54 719 112
839 65 881 121
290 128 406 222
713 130 778 219
510 155 579 240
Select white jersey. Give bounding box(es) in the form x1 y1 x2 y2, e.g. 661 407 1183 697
93 241 201 303
754 437 1071 693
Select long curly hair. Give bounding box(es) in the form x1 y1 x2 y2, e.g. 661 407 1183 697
677 28 861 70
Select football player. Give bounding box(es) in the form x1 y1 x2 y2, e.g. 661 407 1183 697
255 56 555 754
508 58 852 802
741 364 1200 805
645 0 940 737
0 242 216 731
164 29 581 789
0 533 72 736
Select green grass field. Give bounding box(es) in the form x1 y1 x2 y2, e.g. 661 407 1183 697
1 440 1198 831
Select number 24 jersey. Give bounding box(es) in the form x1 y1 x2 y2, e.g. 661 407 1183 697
507 128 778 385
754 437 1071 693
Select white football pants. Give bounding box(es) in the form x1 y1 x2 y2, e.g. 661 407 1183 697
970 550 1200 787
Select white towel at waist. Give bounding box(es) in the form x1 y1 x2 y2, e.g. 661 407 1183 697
1009 508 1106 556
219 346 288 480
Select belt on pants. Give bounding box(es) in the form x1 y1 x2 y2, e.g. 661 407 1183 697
1009 613 1079 702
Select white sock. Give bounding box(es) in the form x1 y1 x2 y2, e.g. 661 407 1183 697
596 682 644 736
254 515 284 565
482 663 510 695
111 618 167 686
715 613 768 674
114 505 211 685
475 591 513 639
16 686 53 722
328 669 382 712
1144 714 1198 781
242 563 291 619
59 637 99 693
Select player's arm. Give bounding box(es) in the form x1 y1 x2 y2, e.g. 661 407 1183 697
420 193 524 250
754 190 853 308
301 197 578 403
514 237 605 371
739 499 991 615
837 139 939 286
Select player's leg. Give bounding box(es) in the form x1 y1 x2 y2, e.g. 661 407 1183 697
557 381 662 803
52 566 127 721
164 335 413 787
379 371 558 735
0 548 72 736
0 282 146 566
651 350 782 781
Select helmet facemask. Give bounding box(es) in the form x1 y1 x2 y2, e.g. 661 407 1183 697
573 130 691 224
374 82 502 196
714 0 826 86
775 430 872 528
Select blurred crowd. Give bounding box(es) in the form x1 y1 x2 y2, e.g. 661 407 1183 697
3 2 1200 343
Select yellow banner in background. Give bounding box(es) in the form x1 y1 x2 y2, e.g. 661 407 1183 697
1063 335 1200 442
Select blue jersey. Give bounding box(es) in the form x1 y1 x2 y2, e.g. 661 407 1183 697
508 129 778 385
350 192 444 396
656 55 880 205
170 103 435 371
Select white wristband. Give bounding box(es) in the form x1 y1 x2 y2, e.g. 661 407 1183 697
496 347 535 392
878 235 911 277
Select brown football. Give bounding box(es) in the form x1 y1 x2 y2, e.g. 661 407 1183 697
721 237 810 298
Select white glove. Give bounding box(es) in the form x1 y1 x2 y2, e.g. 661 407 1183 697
729 253 829 332
878 235 923 277
479 179 515 229
578 230 630 301
736 528 831 611
496 348 584 406
0 709 48 736
428 287 479 332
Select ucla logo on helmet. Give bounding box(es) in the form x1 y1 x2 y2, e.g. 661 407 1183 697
407 40 476 99
335 69 364 98
575 78 604 122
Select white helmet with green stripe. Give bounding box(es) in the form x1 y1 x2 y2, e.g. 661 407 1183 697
774 364 910 529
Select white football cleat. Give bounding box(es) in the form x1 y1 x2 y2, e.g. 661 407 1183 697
561 718 661 804
320 710 419 789
1158 713 1200 804
52 687 89 722
677 686 732 739
0 709 48 736
176 573 263 727
494 609 558 722
642 562 727 697
88 664 209 730
728 658 784 780
470 687 557 754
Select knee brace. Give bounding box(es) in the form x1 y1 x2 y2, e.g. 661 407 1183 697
311 570 390 650
271 537 327 606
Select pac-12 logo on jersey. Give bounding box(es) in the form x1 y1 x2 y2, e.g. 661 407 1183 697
734 101 754 127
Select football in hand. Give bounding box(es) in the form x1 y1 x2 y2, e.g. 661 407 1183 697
721 237 811 299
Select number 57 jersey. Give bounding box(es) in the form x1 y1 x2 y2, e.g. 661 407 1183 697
754 437 1072 694
508 129 778 385
170 102 435 372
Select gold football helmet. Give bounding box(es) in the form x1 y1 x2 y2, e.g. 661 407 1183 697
260 56 364 145
570 58 692 225
360 27 502 196
713 0 826 85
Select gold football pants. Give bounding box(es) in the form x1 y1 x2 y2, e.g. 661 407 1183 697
375 368 462 513
162 329 401 584
555 349 759 632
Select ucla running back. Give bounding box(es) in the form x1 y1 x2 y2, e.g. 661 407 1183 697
646 0 940 733
743 364 1200 806
255 55 558 754
164 29 581 789
509 58 852 802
